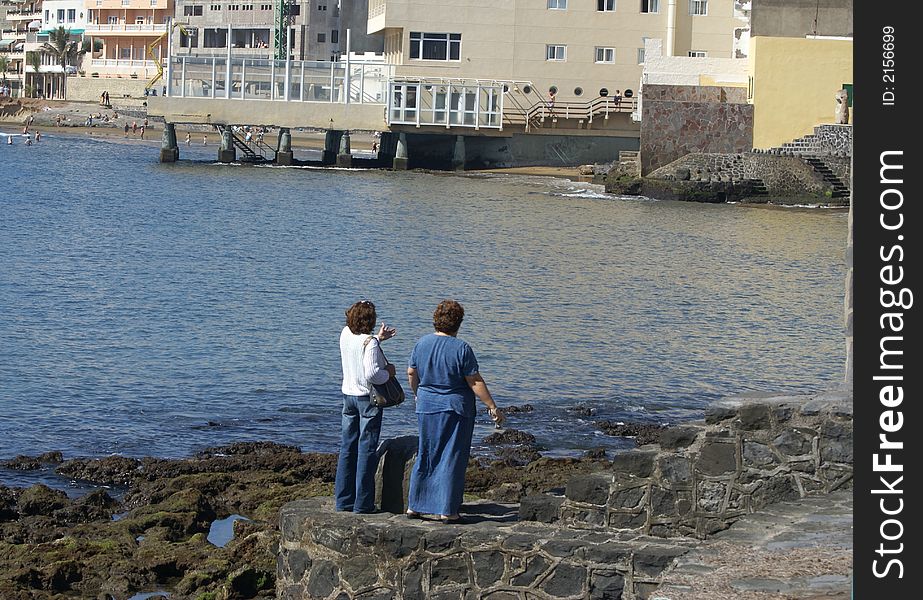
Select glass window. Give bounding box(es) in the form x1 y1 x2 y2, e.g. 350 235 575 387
595 47 615 63
67 9 76 22
689 0 707 15
409 32 461 61
688 50 707 57
546 44 566 61
331 29 339 44
184 5 204 16
547 0 567 8
57 9 65 22
317 33 326 43
107 16 118 25
597 0 615 11
641 0 659 13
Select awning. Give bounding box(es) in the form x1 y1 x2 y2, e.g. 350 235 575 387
37 28 85 36
0 39 16 49
27 20 41 29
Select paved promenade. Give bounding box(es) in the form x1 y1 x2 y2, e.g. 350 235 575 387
654 490 852 599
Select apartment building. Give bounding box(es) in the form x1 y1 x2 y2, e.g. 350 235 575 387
171 0 341 62
369 0 748 103
83 0 175 79
1 0 42 97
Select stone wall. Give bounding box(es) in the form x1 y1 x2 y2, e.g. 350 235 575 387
520 391 852 539
277 392 852 599
66 77 153 105
278 498 696 600
642 152 844 203
812 124 853 155
640 85 753 175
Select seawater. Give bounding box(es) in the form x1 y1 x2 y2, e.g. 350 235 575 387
0 131 847 475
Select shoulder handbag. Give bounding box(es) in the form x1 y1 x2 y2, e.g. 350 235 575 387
362 337 406 408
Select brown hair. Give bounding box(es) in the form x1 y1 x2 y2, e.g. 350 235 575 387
433 299 465 334
345 300 376 334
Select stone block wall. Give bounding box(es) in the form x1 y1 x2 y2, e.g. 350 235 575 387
644 152 839 202
277 498 697 600
66 77 151 105
812 124 852 155
520 392 853 539
640 95 753 175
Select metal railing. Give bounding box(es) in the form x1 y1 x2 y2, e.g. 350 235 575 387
85 23 169 33
167 56 393 105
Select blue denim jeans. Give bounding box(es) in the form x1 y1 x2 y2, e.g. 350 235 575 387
334 394 383 513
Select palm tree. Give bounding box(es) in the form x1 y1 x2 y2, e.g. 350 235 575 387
0 56 10 95
26 51 42 98
41 26 84 100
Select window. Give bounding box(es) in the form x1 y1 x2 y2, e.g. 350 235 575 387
67 9 75 22
242 4 253 10
44 10 49 21
57 9 65 22
546 44 566 61
331 29 339 44
228 4 239 9
595 47 615 63
260 3 271 9
597 0 615 11
107 15 118 25
318 3 327 10
689 0 707 15
211 4 222 9
688 50 707 57
641 0 659 12
317 33 326 43
184 5 204 16
409 32 461 61
547 0 567 8
638 36 649 63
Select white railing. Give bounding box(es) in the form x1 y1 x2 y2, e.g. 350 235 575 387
167 56 393 105
85 23 168 33
91 58 157 68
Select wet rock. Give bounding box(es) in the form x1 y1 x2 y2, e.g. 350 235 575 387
1 485 21 521
594 421 666 446
2 451 64 470
56 489 119 524
566 404 597 417
501 404 535 414
483 429 537 446
56 456 142 487
17 484 70 516
583 447 607 459
492 446 542 467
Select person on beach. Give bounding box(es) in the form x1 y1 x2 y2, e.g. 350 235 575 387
203 134 208 145
185 132 191 146
335 300 397 513
405 299 505 523
139 125 145 139
131 121 137 135
124 123 129 137
34 131 41 142
104 91 110 106
7 136 12 145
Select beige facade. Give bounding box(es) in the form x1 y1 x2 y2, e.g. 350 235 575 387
84 0 174 79
369 0 747 102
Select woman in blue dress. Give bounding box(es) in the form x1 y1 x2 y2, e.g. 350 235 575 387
405 299 505 523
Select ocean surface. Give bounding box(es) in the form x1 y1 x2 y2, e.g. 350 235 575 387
1 130 848 486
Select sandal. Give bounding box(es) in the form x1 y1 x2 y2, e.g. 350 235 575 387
438 514 462 524
405 510 422 520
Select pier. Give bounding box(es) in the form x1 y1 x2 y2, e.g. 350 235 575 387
147 55 640 169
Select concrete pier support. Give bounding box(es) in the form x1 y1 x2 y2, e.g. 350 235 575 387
336 130 352 168
276 127 293 166
452 135 466 171
218 127 236 163
322 130 344 165
159 122 179 163
392 132 409 170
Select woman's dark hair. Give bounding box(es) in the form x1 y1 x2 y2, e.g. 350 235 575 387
346 300 376 334
433 299 464 334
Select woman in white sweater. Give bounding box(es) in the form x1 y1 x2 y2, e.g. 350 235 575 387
334 300 396 513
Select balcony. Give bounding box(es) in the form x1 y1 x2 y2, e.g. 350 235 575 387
88 58 159 77
85 23 169 35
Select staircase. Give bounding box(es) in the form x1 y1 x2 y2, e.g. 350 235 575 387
803 155 850 201
214 125 272 163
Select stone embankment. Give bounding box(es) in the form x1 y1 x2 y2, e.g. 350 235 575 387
606 125 852 206
277 390 853 599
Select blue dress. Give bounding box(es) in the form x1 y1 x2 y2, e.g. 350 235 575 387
407 333 480 516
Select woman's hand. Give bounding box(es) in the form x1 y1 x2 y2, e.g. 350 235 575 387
488 407 505 428
377 322 396 341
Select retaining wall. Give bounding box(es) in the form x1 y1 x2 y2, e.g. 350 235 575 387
277 391 852 599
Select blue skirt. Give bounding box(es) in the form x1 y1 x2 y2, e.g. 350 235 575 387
407 411 475 516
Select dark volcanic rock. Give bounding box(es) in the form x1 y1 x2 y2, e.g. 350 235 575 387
595 421 667 446
501 404 535 414
17 484 70 516
483 429 537 446
56 489 119 524
1 486 22 521
567 404 597 417
493 446 543 467
2 451 64 470
56 456 142 487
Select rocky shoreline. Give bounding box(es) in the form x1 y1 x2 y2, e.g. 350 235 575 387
0 422 647 600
